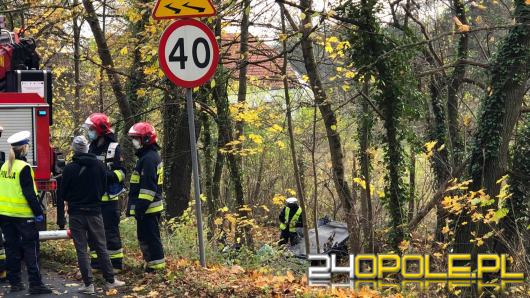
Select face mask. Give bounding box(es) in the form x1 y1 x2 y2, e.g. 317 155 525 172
132 139 142 150
88 130 98 142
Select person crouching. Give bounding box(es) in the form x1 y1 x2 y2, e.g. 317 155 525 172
60 136 125 294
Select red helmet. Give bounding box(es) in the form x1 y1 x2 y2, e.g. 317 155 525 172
128 122 157 145
83 113 111 136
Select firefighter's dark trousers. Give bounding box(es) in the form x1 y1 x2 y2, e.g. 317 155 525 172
0 227 5 280
88 201 123 270
136 213 165 270
1 220 44 287
279 230 299 246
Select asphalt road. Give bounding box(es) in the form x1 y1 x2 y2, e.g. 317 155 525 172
0 268 108 297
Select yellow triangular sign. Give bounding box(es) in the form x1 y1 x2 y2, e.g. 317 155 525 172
152 0 216 20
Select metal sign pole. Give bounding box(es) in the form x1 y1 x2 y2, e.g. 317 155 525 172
186 87 206 267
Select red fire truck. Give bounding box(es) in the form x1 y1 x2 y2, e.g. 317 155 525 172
0 92 60 230
0 24 61 230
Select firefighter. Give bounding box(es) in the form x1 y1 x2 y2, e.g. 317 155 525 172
0 125 4 282
82 113 125 270
278 197 303 246
127 122 165 272
0 131 52 294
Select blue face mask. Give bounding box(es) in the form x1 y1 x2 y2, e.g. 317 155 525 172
88 130 98 142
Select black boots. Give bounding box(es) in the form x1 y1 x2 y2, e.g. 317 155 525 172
28 284 53 295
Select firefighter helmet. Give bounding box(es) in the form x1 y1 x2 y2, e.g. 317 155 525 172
128 122 157 145
83 113 111 136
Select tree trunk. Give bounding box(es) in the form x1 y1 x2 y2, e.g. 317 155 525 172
297 0 361 254
311 104 320 253
126 0 150 120
82 0 135 167
72 0 81 127
356 0 407 250
358 76 374 252
201 108 215 238
408 150 415 223
507 116 530 266
280 5 310 255
446 0 469 167
455 0 530 255
162 84 194 218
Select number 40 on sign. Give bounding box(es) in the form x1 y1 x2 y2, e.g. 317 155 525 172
158 19 219 88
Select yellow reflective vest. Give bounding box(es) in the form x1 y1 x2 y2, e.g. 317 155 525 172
0 160 38 218
279 206 302 232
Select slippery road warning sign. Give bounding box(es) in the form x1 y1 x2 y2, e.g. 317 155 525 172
152 0 217 19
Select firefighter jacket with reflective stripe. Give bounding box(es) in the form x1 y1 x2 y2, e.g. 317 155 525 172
0 159 39 218
127 146 164 217
279 205 302 232
89 135 126 202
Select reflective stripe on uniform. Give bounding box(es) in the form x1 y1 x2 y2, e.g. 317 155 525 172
289 207 302 232
130 171 140 184
147 258 165 269
157 164 163 185
138 189 156 201
108 248 124 259
279 207 290 231
113 170 125 183
130 200 164 215
101 193 119 202
90 249 123 259
0 249 5 260
279 206 302 232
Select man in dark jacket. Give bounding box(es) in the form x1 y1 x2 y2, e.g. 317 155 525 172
61 136 125 294
83 113 125 270
279 197 303 246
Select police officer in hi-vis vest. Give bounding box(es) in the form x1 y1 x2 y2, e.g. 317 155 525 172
127 122 165 272
83 113 126 270
0 131 52 294
0 125 5 282
278 197 303 246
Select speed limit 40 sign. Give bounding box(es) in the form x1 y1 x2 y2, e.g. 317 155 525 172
159 19 219 88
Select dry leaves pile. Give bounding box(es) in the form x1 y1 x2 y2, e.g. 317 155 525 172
114 257 398 298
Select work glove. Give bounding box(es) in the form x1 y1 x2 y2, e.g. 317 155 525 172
35 215 44 223
134 201 149 220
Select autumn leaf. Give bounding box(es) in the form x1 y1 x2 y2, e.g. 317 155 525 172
453 16 470 32
229 265 245 274
105 289 118 296
399 240 410 251
132 285 145 292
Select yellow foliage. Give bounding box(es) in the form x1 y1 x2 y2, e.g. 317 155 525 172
399 240 410 251
272 194 286 205
353 177 367 190
424 140 437 158
248 133 263 144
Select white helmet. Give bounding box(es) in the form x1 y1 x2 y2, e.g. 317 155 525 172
286 197 298 204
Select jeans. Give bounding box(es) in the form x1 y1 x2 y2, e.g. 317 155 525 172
69 213 115 286
1 220 44 287
88 202 123 269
